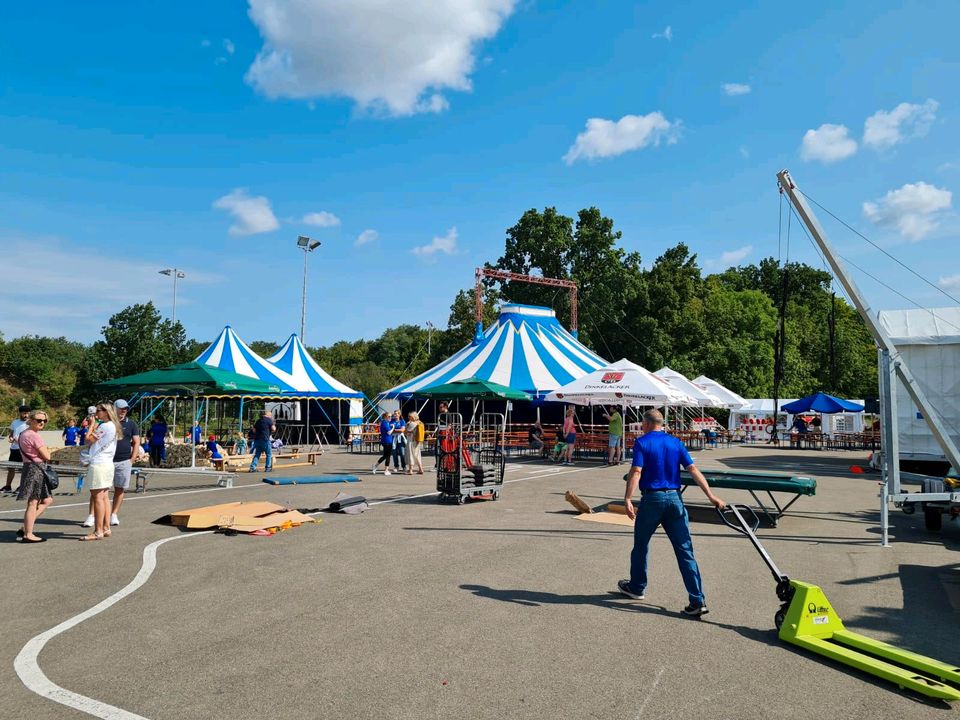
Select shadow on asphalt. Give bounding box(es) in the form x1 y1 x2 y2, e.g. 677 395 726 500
845 561 960 664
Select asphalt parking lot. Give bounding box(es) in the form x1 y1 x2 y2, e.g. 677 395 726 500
0 445 957 719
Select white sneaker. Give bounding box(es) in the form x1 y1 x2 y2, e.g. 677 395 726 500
110 514 120 526
81 514 95 528
384 469 392 476
371 466 378 475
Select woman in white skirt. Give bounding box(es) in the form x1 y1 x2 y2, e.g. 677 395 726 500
403 411 425 475
81 402 121 541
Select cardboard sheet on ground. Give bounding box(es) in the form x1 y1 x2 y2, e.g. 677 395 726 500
164 501 315 533
565 491 634 527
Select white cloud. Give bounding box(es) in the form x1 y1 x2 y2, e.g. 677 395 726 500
0 235 221 340
302 211 340 228
223 38 236 55
722 83 751 96
212 189 280 236
412 227 458 259
800 123 857 163
244 0 517 116
720 245 753 265
937 274 960 293
563 112 681 165
863 99 938 150
356 229 379 246
652 26 672 41
738 145 750 159
862 182 952 241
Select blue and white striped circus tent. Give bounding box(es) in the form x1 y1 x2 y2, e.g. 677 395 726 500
381 304 608 399
196 326 300 394
266 334 363 399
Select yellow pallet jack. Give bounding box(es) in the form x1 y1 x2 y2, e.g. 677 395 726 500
719 504 960 702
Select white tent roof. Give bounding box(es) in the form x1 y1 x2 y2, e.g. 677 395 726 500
691 375 749 409
655 367 725 407
544 359 696 406
878 307 960 345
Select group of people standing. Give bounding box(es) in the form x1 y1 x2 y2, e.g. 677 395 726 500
372 409 425 475
6 399 140 542
526 406 624 466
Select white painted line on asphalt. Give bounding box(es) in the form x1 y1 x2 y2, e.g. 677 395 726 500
15 532 211 719
13 461 594 719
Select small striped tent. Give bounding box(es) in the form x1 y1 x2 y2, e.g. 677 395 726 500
195 326 299 393
266 334 363 399
381 304 608 399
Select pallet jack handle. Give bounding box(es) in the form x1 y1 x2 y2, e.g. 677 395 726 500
716 504 793 601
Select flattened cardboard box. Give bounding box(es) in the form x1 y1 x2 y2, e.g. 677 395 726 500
169 501 291 529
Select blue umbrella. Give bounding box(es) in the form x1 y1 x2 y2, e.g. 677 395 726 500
781 392 864 414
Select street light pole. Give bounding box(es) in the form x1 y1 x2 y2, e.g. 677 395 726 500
296 236 322 343
158 268 186 324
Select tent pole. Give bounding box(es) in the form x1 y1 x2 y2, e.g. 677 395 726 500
307 398 311 450
191 395 197 468
338 399 342 446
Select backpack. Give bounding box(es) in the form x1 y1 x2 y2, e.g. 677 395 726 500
415 421 425 443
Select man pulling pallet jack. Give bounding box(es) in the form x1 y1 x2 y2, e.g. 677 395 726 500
618 409 726 616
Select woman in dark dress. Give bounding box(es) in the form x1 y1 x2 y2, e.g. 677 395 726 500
16 410 53 542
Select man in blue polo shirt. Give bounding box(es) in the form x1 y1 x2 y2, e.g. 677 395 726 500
619 409 725 617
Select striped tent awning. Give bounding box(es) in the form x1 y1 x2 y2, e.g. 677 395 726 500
266 334 363 399
381 304 608 399
195 326 300 393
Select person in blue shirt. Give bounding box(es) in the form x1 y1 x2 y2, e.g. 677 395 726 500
371 411 394 475
390 410 407 472
191 421 203 445
62 420 80 446
147 415 168 467
249 411 276 473
619 409 725 617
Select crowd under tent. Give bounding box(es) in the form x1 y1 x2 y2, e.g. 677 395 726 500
183 325 366 445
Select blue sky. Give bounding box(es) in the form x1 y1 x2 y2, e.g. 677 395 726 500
1 0 957 348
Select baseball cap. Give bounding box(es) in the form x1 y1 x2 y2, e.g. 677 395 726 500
115 399 129 409
87 405 97 415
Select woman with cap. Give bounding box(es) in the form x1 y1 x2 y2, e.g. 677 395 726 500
3 405 30 493
81 402 121 541
15 409 53 543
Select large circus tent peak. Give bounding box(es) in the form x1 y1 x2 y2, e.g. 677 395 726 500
266 334 363 399
196 326 299 393
381 303 608 399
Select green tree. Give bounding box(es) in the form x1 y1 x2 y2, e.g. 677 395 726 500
91 302 187 381
249 340 281 358
0 335 86 405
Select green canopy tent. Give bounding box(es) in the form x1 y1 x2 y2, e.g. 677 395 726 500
98 361 281 467
414 377 532 401
414 377 531 431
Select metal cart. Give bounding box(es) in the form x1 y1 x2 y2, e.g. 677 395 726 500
436 412 505 504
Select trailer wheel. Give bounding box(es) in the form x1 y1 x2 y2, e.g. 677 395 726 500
924 506 942 532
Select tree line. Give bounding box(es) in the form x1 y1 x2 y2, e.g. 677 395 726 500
0 206 878 422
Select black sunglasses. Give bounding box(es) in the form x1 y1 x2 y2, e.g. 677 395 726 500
34 418 48 424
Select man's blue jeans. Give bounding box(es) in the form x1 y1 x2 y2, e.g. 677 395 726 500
249 440 272 471
628 490 705 605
